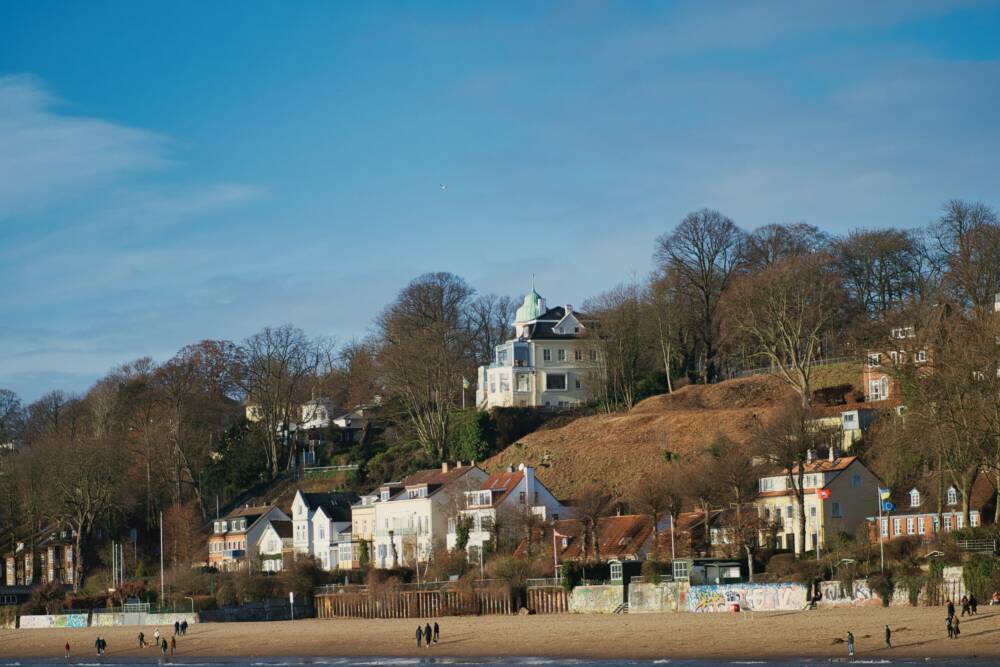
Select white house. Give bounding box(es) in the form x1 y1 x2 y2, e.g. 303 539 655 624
290 490 358 570
446 464 566 561
370 462 487 569
477 286 596 409
208 505 290 571
257 519 293 572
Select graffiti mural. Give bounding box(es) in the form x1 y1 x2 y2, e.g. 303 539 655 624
819 580 878 607
688 583 807 613
19 614 89 629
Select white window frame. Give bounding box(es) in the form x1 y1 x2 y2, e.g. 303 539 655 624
910 489 921 507
946 487 958 506
543 349 551 362
881 518 888 537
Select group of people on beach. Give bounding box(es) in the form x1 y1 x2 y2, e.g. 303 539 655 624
415 621 440 648
62 619 189 660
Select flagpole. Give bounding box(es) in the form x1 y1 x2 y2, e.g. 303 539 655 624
877 489 885 573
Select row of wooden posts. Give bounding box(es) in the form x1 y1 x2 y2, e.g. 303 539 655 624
316 586 568 619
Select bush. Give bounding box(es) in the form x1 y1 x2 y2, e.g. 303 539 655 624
560 561 583 591
641 559 665 583
898 575 923 606
963 555 1000 600
425 548 471 582
869 572 895 607
25 581 65 614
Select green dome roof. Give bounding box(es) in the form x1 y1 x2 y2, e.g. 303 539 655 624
514 289 543 323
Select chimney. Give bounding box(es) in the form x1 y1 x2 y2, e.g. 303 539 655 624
507 464 515 473
806 449 815 463
441 462 449 473
521 463 534 505
566 304 573 314
828 446 837 462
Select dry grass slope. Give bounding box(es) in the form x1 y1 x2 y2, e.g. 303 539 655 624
486 364 861 500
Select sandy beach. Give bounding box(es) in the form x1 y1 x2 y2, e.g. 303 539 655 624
0 606 997 661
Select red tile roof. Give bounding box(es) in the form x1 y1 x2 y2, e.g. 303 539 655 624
552 514 654 562
476 470 524 507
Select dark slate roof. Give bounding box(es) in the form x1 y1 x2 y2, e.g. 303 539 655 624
269 519 293 539
302 492 359 521
883 472 996 517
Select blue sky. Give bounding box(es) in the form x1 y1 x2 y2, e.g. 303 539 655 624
2 1 1000 402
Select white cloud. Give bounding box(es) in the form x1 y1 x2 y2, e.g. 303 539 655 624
0 74 167 219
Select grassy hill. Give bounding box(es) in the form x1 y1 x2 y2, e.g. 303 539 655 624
486 363 861 500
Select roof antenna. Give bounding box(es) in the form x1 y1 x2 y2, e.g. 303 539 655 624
531 273 536 292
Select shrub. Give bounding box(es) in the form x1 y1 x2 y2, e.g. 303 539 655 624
898 575 923 606
963 555 1000 600
26 581 65 614
560 561 583 591
869 572 895 607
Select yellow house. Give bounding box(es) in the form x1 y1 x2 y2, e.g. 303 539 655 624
755 454 880 556
348 494 379 569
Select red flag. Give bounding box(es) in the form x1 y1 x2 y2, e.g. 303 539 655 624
816 488 831 500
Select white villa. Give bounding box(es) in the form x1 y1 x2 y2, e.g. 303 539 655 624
257 519 293 572
477 287 595 409
291 490 357 571
369 462 487 569
446 463 566 562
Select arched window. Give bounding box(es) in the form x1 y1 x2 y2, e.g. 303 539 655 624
947 487 958 506
910 489 921 507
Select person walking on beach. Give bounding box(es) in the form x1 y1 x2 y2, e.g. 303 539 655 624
160 638 168 656
953 615 961 638
424 623 432 648
970 594 978 615
847 631 855 658
154 627 161 645
181 620 188 635
946 599 955 620
415 625 422 648
433 621 440 643
138 631 146 648
174 620 180 635
947 615 953 639
961 595 970 616
64 641 71 659
170 636 177 655
884 624 891 648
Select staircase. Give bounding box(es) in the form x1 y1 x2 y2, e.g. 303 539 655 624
612 602 629 614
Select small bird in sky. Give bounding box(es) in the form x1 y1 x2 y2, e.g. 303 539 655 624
439 183 447 190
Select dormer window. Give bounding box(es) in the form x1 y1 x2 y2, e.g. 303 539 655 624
947 487 958 506
909 489 921 507
407 487 427 499
381 490 390 502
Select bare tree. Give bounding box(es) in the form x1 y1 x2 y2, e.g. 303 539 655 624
726 254 844 407
583 280 650 412
574 482 613 560
469 293 516 366
237 325 325 476
375 273 477 461
655 209 746 383
627 466 682 559
745 222 828 271
834 229 925 318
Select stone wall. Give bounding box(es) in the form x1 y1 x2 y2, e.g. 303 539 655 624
628 582 689 613
687 583 807 613
568 585 623 613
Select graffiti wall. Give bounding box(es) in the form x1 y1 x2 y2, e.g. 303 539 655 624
687 583 807 613
569 585 623 613
19 614 89 629
818 580 879 607
628 582 689 613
